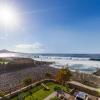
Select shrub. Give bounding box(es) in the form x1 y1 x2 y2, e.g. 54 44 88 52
65 85 70 92
23 77 32 86
0 91 5 97
54 86 61 91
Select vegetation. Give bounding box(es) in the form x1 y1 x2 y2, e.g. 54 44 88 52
56 67 72 85
0 91 5 97
0 61 8 64
50 97 60 100
0 91 10 100
54 86 61 91
65 85 70 92
23 77 32 86
11 82 69 100
0 58 9 64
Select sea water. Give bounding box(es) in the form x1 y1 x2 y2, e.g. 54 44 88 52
32 54 100 74
0 53 100 73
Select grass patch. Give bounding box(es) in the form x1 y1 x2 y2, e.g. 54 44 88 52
50 97 60 100
11 82 69 100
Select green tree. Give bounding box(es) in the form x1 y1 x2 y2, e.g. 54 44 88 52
56 67 72 85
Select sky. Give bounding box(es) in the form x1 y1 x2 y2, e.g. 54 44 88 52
0 0 100 53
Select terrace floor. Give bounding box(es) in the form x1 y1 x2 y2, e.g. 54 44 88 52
44 91 75 100
44 91 100 100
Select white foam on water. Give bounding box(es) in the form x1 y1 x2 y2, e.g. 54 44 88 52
33 56 100 73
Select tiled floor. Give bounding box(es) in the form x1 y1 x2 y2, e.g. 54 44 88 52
44 92 75 100
44 91 100 100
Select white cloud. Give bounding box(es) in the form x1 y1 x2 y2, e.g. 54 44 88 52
13 42 45 53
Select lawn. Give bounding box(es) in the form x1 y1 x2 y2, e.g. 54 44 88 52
11 82 69 100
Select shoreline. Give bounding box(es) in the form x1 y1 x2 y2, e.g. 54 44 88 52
34 58 100 74
0 56 99 92
0 63 99 92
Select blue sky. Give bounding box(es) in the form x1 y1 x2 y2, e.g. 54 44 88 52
0 0 100 53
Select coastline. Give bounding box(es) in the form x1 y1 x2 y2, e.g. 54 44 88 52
0 55 99 92
34 57 100 73
0 61 99 92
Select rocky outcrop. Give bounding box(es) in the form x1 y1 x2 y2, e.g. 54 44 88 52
93 69 100 76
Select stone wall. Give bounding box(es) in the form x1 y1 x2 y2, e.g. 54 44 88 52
71 72 100 88
68 81 100 97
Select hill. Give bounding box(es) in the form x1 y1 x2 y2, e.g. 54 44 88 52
0 49 16 53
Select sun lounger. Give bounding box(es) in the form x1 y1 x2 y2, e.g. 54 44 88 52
41 83 50 90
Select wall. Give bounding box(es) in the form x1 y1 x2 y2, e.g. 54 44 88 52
71 72 100 88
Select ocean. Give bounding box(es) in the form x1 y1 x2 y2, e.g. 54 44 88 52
0 53 100 73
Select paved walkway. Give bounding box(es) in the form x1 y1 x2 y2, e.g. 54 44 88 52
44 91 100 100
68 81 100 100
64 93 74 100
44 92 75 100
44 92 57 100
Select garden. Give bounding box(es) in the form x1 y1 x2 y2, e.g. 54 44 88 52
11 82 71 100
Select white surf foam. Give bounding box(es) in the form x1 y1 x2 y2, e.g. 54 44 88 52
33 56 100 73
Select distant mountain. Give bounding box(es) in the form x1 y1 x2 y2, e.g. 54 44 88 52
0 49 17 53
0 49 30 54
